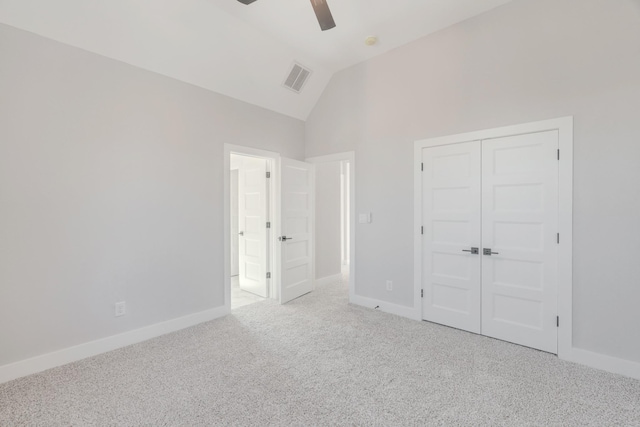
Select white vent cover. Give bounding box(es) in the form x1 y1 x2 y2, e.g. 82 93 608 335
283 63 312 93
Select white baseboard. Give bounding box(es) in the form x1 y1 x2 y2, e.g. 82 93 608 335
4 301 639 385
0 305 229 385
350 294 421 321
566 347 640 380
315 273 342 287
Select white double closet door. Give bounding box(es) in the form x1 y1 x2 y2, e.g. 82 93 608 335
422 131 559 354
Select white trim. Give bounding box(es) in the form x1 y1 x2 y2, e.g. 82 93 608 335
0 305 228 384
314 273 343 287
306 152 353 164
306 152 356 305
556 120 573 358
414 117 574 358
224 144 281 307
567 348 640 380
415 117 573 148
340 161 350 267
350 295 421 321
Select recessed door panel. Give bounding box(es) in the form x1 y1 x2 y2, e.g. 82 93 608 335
422 142 481 334
493 258 544 290
494 184 543 212
433 188 471 211
432 252 471 280
481 131 559 353
432 284 471 314
286 240 309 262
492 294 543 329
432 221 471 245
432 153 472 180
493 144 544 175
493 222 544 251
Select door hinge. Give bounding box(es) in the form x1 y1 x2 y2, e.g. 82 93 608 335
557 316 559 327
557 149 560 160
421 163 424 172
266 171 271 178
266 222 271 229
421 226 424 235
266 272 271 279
421 289 424 298
557 233 560 244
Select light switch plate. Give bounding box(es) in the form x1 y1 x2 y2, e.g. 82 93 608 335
358 213 372 224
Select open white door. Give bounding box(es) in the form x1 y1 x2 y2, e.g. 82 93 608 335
230 169 239 277
238 156 269 298
278 157 314 304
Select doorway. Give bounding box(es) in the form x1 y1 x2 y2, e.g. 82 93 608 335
307 152 356 301
224 144 316 310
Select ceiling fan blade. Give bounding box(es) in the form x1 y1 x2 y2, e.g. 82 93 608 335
310 0 336 31
237 0 257 4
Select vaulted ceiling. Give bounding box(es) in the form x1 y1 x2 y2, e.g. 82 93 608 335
0 0 512 120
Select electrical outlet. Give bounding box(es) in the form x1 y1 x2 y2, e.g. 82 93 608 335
115 301 126 317
386 280 393 291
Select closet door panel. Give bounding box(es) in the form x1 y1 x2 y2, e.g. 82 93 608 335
422 142 482 333
481 131 559 353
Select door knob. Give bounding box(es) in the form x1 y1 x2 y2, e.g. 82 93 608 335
483 248 499 256
239 231 244 236
279 236 292 241
462 247 479 254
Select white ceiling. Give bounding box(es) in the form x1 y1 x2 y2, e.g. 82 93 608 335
0 0 512 120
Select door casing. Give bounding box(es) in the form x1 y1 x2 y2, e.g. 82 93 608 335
414 117 573 360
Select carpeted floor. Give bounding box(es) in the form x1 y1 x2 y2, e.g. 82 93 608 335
1 276 640 426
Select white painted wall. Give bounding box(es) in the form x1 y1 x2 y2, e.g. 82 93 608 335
0 24 304 367
314 161 342 280
305 0 640 364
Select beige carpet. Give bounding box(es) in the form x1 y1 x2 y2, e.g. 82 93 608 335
1 276 639 426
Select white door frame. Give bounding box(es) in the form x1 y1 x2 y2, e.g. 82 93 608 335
340 160 350 268
224 144 280 310
414 117 573 360
306 151 356 304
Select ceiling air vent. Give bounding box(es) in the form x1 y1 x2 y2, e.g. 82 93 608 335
283 63 312 93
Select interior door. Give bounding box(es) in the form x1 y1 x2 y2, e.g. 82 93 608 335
422 142 482 333
238 156 268 298
230 169 239 277
481 131 559 353
278 157 314 304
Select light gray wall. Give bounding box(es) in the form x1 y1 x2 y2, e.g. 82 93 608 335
305 0 640 363
314 161 342 279
0 24 304 366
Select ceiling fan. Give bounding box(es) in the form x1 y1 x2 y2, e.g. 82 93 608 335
237 0 336 31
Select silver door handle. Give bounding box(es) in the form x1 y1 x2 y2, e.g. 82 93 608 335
483 248 499 255
279 236 292 241
239 231 244 236
462 247 479 254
